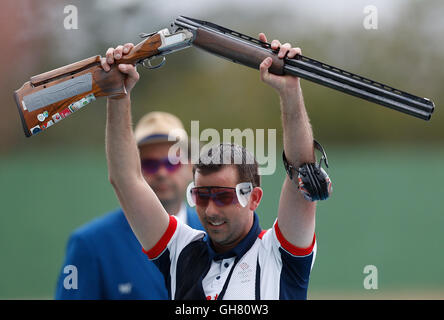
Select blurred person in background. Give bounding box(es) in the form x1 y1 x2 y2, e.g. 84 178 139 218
55 111 203 299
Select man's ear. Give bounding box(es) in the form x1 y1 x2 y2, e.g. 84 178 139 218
248 187 263 211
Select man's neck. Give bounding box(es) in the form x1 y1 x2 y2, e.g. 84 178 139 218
161 200 182 216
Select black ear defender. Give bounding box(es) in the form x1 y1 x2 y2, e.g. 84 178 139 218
282 140 332 201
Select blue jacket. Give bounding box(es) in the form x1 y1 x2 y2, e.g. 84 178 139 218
55 207 203 299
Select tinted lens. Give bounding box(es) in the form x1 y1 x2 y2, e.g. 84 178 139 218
164 160 181 173
191 187 237 207
191 188 210 207
212 190 237 206
141 159 160 174
141 158 181 174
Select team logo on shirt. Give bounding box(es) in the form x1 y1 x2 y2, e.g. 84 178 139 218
237 262 252 283
239 262 249 270
118 282 132 294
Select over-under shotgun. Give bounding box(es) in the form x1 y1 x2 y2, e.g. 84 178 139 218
14 16 435 137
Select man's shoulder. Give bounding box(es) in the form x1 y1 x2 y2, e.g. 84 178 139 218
70 208 128 241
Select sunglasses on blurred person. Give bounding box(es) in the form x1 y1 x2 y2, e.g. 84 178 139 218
141 157 182 174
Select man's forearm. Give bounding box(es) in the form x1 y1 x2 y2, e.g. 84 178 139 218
105 95 170 250
277 80 317 250
106 96 143 185
280 81 315 166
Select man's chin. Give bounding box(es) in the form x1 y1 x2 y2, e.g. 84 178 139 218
154 188 173 199
153 187 172 196
206 226 229 243
158 196 180 210
209 233 238 253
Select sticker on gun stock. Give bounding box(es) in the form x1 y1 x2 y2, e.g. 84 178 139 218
37 111 49 122
22 73 92 112
37 113 46 122
68 94 96 113
60 108 72 118
30 125 42 135
30 93 96 136
52 113 62 123
41 120 54 130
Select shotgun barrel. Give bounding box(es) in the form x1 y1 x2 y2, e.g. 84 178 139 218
174 16 435 121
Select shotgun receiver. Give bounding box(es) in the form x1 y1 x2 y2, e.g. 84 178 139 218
15 16 435 137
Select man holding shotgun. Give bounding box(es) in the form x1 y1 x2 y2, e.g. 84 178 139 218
103 33 319 299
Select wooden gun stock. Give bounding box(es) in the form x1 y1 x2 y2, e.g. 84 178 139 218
14 34 161 137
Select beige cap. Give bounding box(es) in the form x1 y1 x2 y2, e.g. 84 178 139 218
134 111 188 146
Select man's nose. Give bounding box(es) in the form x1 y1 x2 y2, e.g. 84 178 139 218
205 197 220 216
154 164 170 177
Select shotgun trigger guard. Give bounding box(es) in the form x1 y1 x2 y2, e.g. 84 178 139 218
141 55 166 69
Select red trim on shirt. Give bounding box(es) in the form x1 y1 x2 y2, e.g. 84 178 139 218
142 215 177 259
258 230 267 239
274 221 316 256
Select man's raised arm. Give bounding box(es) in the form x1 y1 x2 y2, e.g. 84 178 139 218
259 34 316 250
103 43 170 251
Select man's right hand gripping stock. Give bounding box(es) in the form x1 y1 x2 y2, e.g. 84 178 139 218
101 43 140 99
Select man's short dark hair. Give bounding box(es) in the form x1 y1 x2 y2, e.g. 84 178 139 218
193 143 261 187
